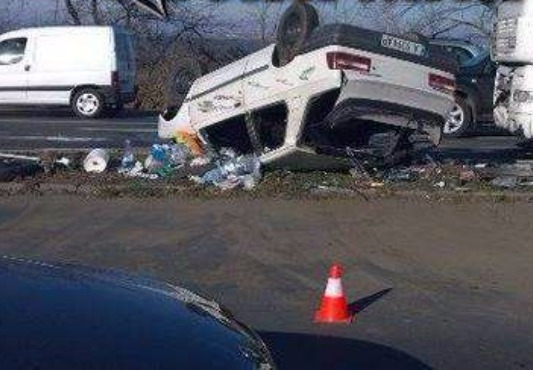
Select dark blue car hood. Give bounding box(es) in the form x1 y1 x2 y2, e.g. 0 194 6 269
0 257 273 370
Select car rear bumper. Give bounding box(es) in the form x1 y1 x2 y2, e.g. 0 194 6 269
326 98 444 145
339 78 454 120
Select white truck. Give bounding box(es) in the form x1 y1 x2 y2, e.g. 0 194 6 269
159 3 456 169
0 26 136 119
493 0 533 138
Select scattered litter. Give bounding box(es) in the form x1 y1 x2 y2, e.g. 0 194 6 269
434 181 446 188
121 139 135 170
175 131 204 157
144 154 162 173
384 168 418 182
120 161 159 180
190 156 212 167
346 147 372 182
191 150 261 190
84 149 109 173
56 157 71 168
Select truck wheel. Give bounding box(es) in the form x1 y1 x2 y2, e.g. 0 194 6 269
443 96 472 138
167 58 203 111
72 89 105 119
276 1 319 66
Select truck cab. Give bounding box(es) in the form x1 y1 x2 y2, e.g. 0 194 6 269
492 0 533 138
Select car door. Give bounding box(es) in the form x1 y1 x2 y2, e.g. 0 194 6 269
0 36 29 103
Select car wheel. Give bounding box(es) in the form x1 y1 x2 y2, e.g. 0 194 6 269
166 59 203 110
443 96 473 138
276 2 319 66
72 89 105 119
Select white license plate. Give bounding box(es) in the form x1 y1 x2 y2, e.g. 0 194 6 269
380 34 426 57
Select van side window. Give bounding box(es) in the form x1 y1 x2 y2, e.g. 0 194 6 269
0 38 27 66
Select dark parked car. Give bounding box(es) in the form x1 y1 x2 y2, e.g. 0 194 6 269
429 39 483 66
0 256 275 370
444 51 496 137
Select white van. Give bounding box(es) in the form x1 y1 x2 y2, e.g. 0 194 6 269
0 26 136 119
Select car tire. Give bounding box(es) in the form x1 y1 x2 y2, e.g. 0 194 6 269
276 2 320 66
166 58 204 111
443 96 473 138
72 89 105 119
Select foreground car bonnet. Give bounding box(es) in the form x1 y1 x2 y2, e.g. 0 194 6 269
0 257 273 369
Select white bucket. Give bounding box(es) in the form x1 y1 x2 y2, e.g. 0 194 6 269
84 149 109 173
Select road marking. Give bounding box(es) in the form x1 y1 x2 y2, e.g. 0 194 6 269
78 127 157 133
0 119 157 126
0 147 125 152
2 135 110 142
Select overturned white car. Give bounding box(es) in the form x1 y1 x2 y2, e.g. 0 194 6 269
159 3 456 169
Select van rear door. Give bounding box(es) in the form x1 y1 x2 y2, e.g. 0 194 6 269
113 30 136 95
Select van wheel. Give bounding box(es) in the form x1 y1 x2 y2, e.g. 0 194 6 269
276 2 320 66
72 89 105 119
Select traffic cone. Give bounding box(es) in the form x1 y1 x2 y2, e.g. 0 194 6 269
314 264 352 324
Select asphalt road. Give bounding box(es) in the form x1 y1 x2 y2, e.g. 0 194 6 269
0 197 532 370
0 109 531 164
0 109 159 150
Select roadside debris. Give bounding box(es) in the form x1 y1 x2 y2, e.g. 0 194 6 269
84 149 110 173
103 136 263 191
121 139 135 170
191 149 261 191
9 138 533 195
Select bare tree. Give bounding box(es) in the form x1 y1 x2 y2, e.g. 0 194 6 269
64 0 81 25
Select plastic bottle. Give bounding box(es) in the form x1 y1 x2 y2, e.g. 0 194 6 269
121 139 135 169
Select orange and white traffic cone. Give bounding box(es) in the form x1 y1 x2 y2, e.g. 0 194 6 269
314 264 352 324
